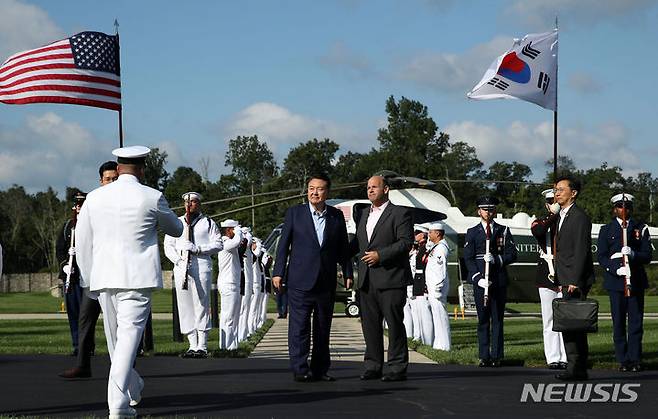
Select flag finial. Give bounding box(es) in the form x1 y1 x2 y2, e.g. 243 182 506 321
114 19 120 35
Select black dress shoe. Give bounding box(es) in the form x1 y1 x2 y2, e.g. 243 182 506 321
558 362 568 370
293 373 314 382
630 363 642 372
548 362 561 370
180 349 196 358
381 372 407 382
619 363 629 372
490 359 502 368
58 367 91 379
555 372 588 381
70 349 78 357
478 359 491 367
194 349 208 359
360 370 382 380
314 374 336 382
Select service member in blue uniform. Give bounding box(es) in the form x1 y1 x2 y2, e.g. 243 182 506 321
463 196 517 367
597 193 652 372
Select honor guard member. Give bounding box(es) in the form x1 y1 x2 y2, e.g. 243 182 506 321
56 191 87 356
75 145 183 419
597 193 652 372
217 219 243 350
409 225 433 344
425 222 451 351
531 189 567 370
259 246 272 327
248 237 263 334
464 196 517 367
164 192 223 358
238 226 254 341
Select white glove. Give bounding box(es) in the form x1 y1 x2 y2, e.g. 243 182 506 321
548 202 561 214
616 266 631 277
621 246 634 259
477 278 492 289
483 253 495 264
68 247 76 256
176 240 198 253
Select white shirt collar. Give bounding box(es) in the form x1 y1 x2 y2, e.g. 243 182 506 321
118 174 139 182
560 202 575 216
309 202 327 216
371 200 390 212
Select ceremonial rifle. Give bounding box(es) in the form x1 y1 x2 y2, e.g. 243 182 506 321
63 205 77 294
621 196 632 297
483 218 491 307
181 201 191 290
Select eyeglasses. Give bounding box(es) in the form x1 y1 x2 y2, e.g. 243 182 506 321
554 187 570 193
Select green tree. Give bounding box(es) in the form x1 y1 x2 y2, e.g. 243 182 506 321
626 172 658 224
144 147 170 191
577 163 625 224
431 141 485 213
281 138 340 190
164 167 206 206
225 135 278 188
485 161 532 216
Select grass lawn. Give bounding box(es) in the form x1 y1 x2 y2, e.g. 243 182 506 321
409 317 658 370
0 318 273 358
0 290 348 315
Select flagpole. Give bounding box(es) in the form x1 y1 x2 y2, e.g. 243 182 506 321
553 16 558 181
115 19 123 148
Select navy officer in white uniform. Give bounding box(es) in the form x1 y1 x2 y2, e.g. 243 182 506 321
76 145 183 419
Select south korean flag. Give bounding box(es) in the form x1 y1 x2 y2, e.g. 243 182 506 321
467 29 558 111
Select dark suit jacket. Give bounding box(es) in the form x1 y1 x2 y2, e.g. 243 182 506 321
597 218 651 291
273 203 352 292
463 221 517 287
350 202 414 290
555 204 595 290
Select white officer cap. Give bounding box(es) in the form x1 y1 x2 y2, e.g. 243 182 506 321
220 219 239 228
182 191 203 202
541 188 554 199
427 222 444 231
414 224 429 234
241 226 251 233
112 145 150 164
611 193 634 204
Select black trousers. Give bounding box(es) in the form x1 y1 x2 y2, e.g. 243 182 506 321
563 289 589 376
359 279 408 374
473 285 506 360
76 294 101 369
609 289 645 364
287 285 335 376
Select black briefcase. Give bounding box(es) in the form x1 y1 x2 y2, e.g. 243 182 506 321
552 298 599 333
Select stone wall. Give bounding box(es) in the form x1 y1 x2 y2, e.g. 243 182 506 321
0 271 175 293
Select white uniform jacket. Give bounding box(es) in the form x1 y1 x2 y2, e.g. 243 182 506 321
164 214 223 278
425 239 450 302
76 174 183 291
217 229 244 286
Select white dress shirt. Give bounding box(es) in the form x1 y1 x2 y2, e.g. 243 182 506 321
366 200 390 241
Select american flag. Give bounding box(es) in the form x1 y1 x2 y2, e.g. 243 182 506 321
0 31 121 111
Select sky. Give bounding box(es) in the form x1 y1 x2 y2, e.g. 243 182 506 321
1 0 658 194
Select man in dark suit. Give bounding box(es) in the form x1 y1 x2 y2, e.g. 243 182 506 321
554 175 595 381
349 175 414 382
597 193 651 372
272 174 353 382
463 196 517 367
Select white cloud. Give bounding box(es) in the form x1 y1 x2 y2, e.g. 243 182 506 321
223 102 371 158
0 112 109 194
444 119 643 177
0 0 63 61
397 36 512 93
319 41 374 79
505 0 657 28
568 72 602 94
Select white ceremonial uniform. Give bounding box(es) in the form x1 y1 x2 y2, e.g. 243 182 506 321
76 173 183 417
217 228 243 350
164 213 222 351
409 248 434 345
248 239 263 334
425 238 451 351
238 231 254 341
259 252 272 327
404 252 415 338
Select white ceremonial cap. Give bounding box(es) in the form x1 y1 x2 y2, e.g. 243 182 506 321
220 219 239 228
611 193 634 205
112 145 151 164
182 191 203 201
541 188 555 199
414 224 429 233
241 226 252 233
427 222 445 231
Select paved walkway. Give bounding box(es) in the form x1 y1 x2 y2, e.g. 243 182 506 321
251 315 433 364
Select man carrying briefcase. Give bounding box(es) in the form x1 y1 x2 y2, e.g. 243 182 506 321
553 175 595 381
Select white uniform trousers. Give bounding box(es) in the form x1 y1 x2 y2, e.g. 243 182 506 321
428 296 451 350
98 289 150 416
248 281 261 335
403 298 414 338
411 296 434 345
219 282 242 350
259 292 268 328
238 281 253 341
174 267 212 350
539 287 567 364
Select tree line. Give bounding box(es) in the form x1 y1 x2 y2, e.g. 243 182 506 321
2 95 657 274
